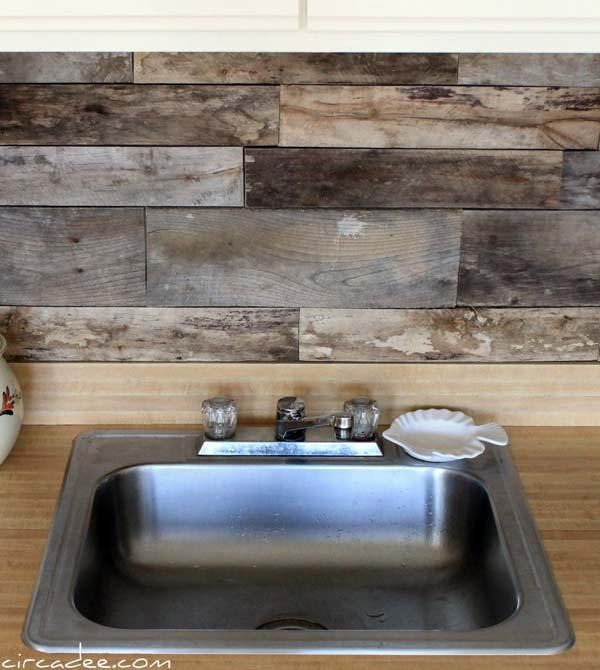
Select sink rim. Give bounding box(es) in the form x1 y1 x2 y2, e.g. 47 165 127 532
23 429 575 655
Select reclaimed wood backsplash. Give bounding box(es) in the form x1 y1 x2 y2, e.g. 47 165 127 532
0 52 599 363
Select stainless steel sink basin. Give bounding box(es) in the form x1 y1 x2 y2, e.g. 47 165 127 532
24 429 573 655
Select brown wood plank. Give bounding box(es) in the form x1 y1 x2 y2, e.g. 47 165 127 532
281 85 600 150
560 152 600 209
459 54 600 87
0 147 243 206
0 53 132 83
0 85 279 145
458 210 600 307
134 52 458 84
245 149 562 209
300 308 600 362
0 208 144 306
146 208 461 308
0 307 299 361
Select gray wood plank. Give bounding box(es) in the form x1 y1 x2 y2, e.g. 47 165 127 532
0 307 299 361
134 52 458 84
0 208 144 306
459 54 600 87
245 149 562 209
0 147 243 206
0 53 132 83
458 210 600 307
0 85 279 145
300 307 600 362
281 85 600 150
146 208 462 308
560 152 600 209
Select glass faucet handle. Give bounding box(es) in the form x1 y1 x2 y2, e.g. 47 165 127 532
201 396 237 440
343 397 380 441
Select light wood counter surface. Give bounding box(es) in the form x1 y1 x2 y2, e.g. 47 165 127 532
1 425 598 669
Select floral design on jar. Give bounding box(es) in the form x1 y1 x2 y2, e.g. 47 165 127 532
0 334 24 466
1 386 21 417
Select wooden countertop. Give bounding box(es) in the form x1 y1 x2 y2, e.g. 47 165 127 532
1 425 598 669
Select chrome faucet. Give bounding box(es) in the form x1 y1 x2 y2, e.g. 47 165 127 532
199 395 379 447
198 395 381 456
275 396 353 441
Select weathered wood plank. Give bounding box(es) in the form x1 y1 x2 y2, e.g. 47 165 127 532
134 52 458 84
0 53 132 83
146 208 462 308
458 211 600 307
245 149 562 209
0 208 144 306
0 307 299 362
560 152 600 209
280 85 600 150
0 85 279 145
300 308 600 362
459 54 600 87
0 147 243 206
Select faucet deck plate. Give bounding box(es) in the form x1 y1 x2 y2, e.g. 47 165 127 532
199 426 382 456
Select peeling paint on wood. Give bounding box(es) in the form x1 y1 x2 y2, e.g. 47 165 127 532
300 308 600 362
0 307 299 362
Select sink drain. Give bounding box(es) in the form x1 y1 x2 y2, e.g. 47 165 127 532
257 618 327 631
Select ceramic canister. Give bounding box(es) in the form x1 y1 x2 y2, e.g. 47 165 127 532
0 335 23 465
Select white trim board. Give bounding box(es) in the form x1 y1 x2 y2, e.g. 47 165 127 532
1 0 600 51
1 29 599 52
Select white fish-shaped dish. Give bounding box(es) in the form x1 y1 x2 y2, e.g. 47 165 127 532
383 408 508 462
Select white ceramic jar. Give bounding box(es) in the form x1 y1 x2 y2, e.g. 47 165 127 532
0 335 23 465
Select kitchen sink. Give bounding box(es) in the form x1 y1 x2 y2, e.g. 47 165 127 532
23 429 573 655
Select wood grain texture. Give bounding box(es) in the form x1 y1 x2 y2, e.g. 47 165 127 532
1 425 598 666
458 210 600 307
134 52 459 84
0 208 145 306
12 362 600 426
146 208 462 307
0 147 243 206
459 54 600 87
560 152 600 209
0 307 299 362
280 85 600 149
300 308 600 362
245 149 563 209
0 85 279 145
0 52 132 83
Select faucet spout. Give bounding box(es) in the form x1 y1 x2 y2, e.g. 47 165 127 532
278 413 353 441
275 397 353 441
